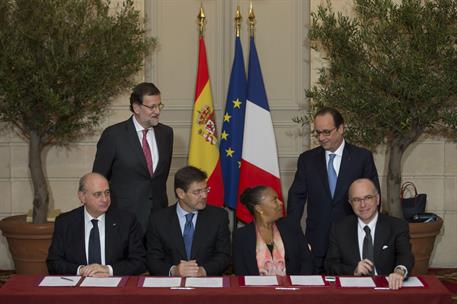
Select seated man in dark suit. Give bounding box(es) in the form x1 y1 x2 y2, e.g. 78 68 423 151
146 166 230 277
47 173 146 277
325 178 414 289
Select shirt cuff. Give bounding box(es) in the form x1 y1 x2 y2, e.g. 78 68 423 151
394 265 408 278
169 265 177 277
77 265 83 275
107 265 113 276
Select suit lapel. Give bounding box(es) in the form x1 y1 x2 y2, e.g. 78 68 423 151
126 116 151 179
170 205 187 259
75 207 87 264
316 148 332 199
152 125 165 177
191 209 207 260
104 209 118 264
373 214 390 267
348 217 361 262
334 143 352 201
245 223 259 274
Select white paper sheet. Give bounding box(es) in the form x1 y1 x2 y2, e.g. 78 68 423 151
142 277 182 288
80 277 122 287
290 275 325 286
185 277 223 288
388 276 424 288
244 275 278 286
39 276 80 287
339 277 376 287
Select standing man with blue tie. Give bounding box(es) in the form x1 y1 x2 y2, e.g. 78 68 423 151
93 82 173 233
287 107 380 273
146 166 230 277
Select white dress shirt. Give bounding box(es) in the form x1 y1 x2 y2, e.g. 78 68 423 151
132 115 159 172
325 139 345 177
77 208 113 276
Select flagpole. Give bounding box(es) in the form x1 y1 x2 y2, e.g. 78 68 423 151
235 6 241 38
248 1 255 37
231 5 243 234
198 4 206 37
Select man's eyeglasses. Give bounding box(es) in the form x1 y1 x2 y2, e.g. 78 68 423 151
191 187 211 196
312 127 336 138
349 194 377 205
141 103 164 111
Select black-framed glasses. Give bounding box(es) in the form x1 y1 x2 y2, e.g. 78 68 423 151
312 127 336 138
141 103 164 111
191 187 211 196
349 194 377 205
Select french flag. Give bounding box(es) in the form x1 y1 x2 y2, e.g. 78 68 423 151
236 36 283 223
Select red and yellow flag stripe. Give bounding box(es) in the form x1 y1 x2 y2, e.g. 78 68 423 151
188 36 224 206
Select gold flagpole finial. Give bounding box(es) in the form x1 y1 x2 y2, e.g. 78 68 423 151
248 1 256 37
235 5 242 37
197 5 206 37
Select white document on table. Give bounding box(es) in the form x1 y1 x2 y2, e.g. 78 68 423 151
80 277 122 287
339 277 376 287
244 275 278 286
290 275 325 286
389 276 424 287
39 276 80 287
185 277 223 288
142 277 182 288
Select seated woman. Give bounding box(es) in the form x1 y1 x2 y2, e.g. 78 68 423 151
233 186 313 276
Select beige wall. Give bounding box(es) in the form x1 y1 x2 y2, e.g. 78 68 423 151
0 0 455 269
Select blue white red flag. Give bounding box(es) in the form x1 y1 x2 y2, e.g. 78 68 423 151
237 36 283 223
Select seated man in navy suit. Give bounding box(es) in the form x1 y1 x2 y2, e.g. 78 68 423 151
325 178 414 290
146 166 230 277
47 172 146 277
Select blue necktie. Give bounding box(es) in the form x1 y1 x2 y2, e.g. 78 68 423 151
88 219 101 264
327 153 337 198
183 213 195 260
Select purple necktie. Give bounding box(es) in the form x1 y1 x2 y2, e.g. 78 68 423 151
142 129 153 176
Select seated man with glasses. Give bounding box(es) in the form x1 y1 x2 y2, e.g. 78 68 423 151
47 173 146 277
146 166 230 277
325 178 414 290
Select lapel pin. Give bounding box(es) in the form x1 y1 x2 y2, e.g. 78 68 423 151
382 245 388 250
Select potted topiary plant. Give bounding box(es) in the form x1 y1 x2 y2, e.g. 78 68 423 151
295 0 457 274
0 0 155 274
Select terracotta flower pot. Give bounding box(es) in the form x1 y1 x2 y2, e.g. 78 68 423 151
409 216 443 275
0 215 54 274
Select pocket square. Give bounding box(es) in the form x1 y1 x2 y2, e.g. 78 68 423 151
382 245 389 250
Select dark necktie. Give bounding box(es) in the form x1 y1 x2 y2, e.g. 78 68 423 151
327 153 337 197
183 213 195 260
142 129 153 176
88 219 101 264
362 225 374 275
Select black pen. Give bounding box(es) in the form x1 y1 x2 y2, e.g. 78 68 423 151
60 277 74 282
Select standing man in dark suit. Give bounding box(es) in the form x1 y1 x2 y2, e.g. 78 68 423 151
325 178 414 290
146 166 230 277
47 173 146 277
93 82 173 232
287 107 380 273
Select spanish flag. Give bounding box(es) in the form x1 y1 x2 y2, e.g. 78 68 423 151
188 36 224 207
